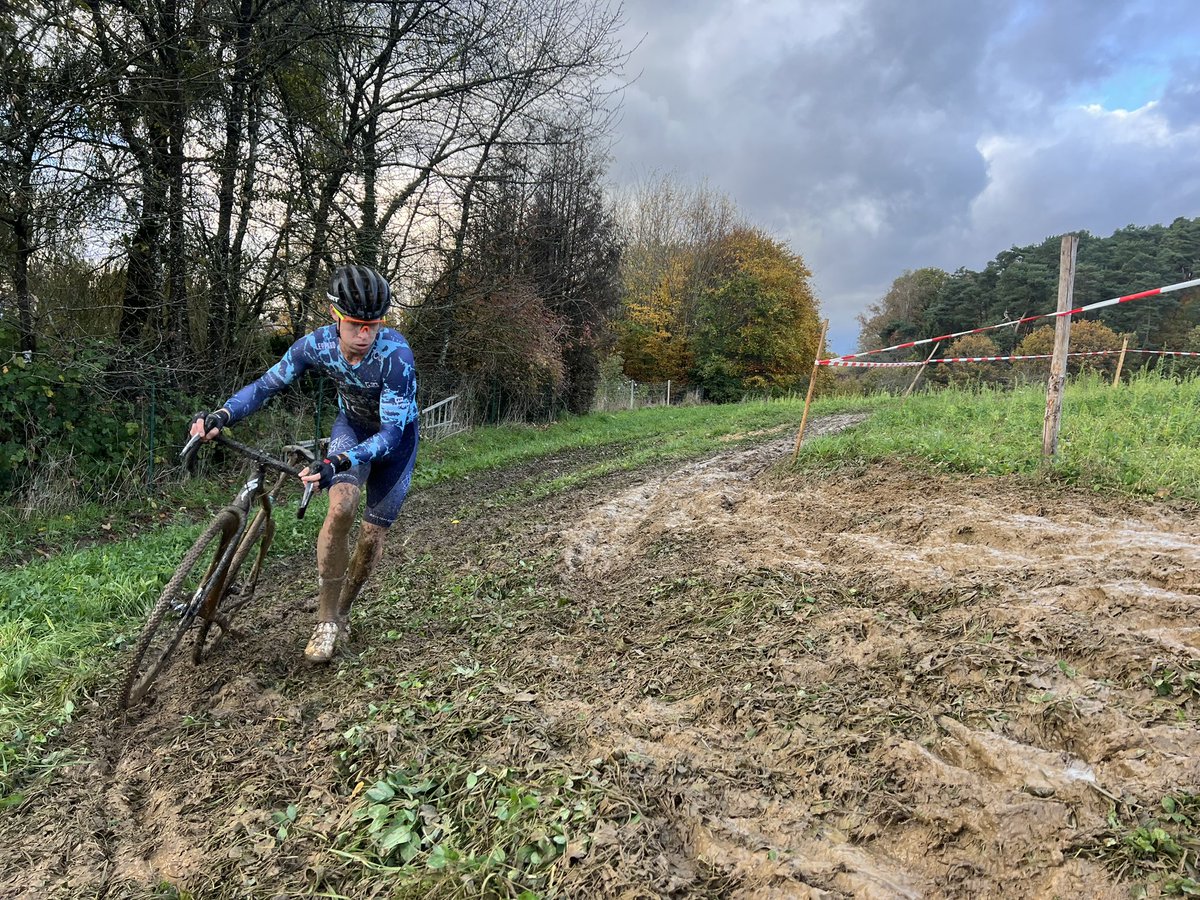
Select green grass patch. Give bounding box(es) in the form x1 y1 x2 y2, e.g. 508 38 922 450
417 393 882 488
797 372 1200 501
326 761 609 896
2 397 874 800
1083 793 1200 895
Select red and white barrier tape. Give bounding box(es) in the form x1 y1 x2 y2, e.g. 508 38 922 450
821 276 1200 366
822 348 1200 369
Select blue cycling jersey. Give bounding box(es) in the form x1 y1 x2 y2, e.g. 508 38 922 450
222 324 418 468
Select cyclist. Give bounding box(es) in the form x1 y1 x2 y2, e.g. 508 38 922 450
190 264 418 663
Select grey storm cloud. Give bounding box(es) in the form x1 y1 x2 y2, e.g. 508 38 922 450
608 0 1200 352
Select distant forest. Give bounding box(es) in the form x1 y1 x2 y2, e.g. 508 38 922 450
857 217 1200 356
1 3 825 502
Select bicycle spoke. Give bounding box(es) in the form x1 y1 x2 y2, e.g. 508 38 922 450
193 507 271 664
119 510 240 711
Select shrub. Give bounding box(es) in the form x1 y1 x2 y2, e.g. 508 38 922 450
1014 319 1125 379
941 334 1007 388
0 352 140 495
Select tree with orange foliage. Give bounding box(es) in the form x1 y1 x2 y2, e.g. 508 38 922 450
617 254 694 383
693 228 822 402
615 177 741 385
1014 319 1126 379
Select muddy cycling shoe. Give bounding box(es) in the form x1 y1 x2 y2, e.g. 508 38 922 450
304 621 340 663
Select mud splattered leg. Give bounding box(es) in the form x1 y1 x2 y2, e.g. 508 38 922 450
337 521 387 632
306 483 358 662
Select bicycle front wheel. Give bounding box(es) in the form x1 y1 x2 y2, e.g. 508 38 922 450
193 504 274 663
118 509 241 711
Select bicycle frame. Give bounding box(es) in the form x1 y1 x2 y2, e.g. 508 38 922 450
119 434 317 710
179 434 315 627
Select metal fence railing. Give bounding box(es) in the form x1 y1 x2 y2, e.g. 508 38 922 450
420 393 466 441
592 378 699 412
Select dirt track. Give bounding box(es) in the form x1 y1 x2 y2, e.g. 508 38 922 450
3 412 1199 898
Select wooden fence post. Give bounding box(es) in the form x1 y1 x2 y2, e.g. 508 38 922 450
903 341 942 399
1042 234 1078 458
791 319 829 462
1112 335 1129 386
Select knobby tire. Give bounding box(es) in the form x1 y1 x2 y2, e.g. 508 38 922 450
192 505 272 663
118 509 240 711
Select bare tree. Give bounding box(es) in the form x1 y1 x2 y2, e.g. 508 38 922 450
5 0 628 390
273 0 626 341
0 4 104 353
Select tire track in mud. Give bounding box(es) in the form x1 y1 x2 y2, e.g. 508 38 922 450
554 417 1200 898
5 412 1199 898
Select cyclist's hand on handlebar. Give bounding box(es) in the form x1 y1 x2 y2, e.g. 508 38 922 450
190 408 231 442
300 453 352 491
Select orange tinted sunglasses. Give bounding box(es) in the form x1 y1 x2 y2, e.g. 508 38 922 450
330 305 384 329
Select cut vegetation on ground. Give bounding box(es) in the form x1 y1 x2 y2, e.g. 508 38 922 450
1 382 1198 898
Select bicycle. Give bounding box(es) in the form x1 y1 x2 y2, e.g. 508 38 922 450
117 433 318 711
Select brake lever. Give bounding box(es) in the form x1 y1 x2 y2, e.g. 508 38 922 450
297 481 316 519
283 444 318 519
180 433 203 467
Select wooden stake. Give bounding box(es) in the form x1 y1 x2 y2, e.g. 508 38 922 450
791 319 829 462
1112 335 1129 386
1042 235 1078 458
903 341 942 399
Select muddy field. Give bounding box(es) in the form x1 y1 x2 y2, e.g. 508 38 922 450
2 412 1199 898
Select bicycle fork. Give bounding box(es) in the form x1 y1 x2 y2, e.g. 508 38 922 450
198 469 278 636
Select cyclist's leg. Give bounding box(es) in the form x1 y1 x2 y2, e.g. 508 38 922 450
315 482 358 618
337 521 386 628
306 415 370 662
337 420 419 627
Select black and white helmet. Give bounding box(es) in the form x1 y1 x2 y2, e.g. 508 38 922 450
327 264 391 321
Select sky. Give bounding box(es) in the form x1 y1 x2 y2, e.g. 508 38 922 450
606 0 1200 354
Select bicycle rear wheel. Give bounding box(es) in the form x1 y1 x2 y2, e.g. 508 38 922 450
118 509 240 711
193 504 275 663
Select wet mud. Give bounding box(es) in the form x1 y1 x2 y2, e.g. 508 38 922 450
2 412 1197 898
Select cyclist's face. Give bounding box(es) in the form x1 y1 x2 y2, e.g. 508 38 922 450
332 306 382 353
339 319 381 339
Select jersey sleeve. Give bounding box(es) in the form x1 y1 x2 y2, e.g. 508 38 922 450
223 334 317 424
342 343 418 466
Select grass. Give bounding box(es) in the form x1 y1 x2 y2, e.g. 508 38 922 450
1083 793 1200 895
416 393 882 487
2 372 1196 802
0 395 867 801
796 372 1200 501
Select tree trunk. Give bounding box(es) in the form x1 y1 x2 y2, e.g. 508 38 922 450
162 0 188 363
118 191 164 344
208 0 255 362
357 113 380 268
13 208 34 354
296 171 342 339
